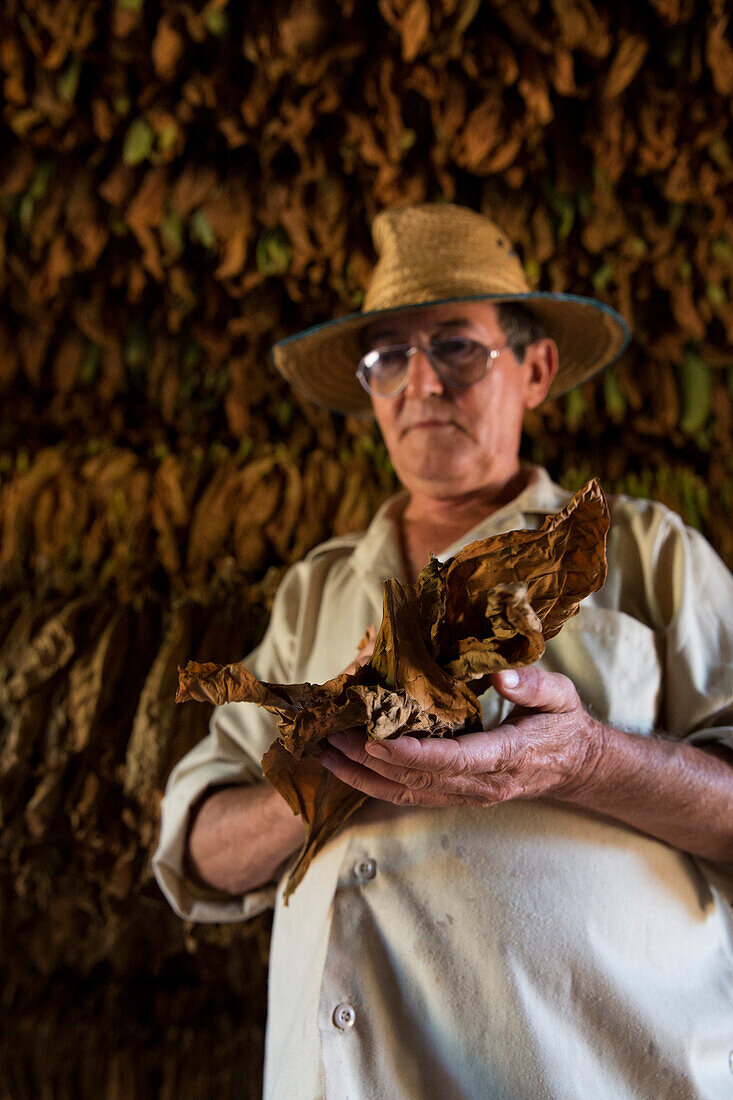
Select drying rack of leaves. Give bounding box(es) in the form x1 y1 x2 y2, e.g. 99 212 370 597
1 0 732 1094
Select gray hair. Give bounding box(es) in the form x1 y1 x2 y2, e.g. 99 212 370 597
494 302 548 362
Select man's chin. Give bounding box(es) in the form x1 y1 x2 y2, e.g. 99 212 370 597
397 456 471 491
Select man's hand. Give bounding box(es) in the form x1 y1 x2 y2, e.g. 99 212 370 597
320 667 605 808
321 664 733 862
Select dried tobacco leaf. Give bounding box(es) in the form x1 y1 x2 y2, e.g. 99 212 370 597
177 480 609 898
124 605 193 803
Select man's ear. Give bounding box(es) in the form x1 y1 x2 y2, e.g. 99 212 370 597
524 338 559 409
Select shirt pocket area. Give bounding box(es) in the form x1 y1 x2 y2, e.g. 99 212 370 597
541 605 662 734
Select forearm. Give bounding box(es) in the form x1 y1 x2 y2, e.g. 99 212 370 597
186 781 306 895
560 723 733 863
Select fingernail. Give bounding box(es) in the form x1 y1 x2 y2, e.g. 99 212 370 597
500 669 519 688
328 732 347 749
365 741 389 758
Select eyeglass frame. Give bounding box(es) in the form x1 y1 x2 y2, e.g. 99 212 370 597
355 337 509 399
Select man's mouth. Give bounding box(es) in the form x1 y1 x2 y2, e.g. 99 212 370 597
402 419 459 435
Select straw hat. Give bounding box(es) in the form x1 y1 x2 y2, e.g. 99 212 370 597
271 203 631 415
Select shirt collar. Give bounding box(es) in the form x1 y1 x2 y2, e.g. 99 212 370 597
350 463 573 582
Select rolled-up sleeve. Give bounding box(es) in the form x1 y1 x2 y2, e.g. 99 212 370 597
153 560 310 923
656 522 733 753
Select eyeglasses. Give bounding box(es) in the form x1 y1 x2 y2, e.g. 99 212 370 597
356 337 508 399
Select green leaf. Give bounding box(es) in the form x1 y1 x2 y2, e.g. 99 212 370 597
602 368 626 422
256 228 291 275
190 208 216 249
398 128 417 153
710 237 733 263
564 388 586 433
18 194 35 236
160 208 184 256
667 202 685 229
124 321 149 371
676 349 713 435
708 138 731 169
664 31 685 69
592 261 614 291
79 342 101 384
123 118 154 166
204 8 229 36
157 122 179 153
183 341 202 370
57 58 82 104
542 184 575 240
276 399 294 429
705 283 726 305
28 161 54 202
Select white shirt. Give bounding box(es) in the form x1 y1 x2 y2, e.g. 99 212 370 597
154 465 733 1099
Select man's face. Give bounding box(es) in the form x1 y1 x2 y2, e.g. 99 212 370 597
365 302 558 498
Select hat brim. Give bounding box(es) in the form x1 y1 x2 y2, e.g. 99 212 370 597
271 292 631 417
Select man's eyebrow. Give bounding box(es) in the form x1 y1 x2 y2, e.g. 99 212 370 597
364 318 477 344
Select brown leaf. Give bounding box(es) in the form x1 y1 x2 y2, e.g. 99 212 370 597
428 481 609 663
152 16 185 81
67 608 130 754
0 449 66 580
177 481 609 898
399 0 432 62
706 10 733 96
603 34 649 100
126 168 168 282
3 596 92 705
125 605 193 802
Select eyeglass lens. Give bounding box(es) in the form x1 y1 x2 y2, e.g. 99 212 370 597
361 337 490 396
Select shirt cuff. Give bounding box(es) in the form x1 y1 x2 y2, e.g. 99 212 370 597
684 725 733 753
152 758 277 923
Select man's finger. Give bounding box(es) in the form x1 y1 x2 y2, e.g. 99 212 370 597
491 666 578 714
321 746 500 807
363 729 511 776
321 749 431 805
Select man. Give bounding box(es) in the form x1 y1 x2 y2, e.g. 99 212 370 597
154 204 733 1099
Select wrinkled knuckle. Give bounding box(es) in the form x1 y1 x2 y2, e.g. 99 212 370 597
409 770 435 791
454 748 473 775
492 742 514 773
480 778 511 803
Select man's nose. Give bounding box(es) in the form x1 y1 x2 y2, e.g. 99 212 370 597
403 346 445 399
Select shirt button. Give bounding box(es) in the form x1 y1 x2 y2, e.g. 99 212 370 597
353 857 377 884
333 1003 356 1030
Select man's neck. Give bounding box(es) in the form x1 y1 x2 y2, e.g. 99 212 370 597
395 465 531 584
402 465 529 531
